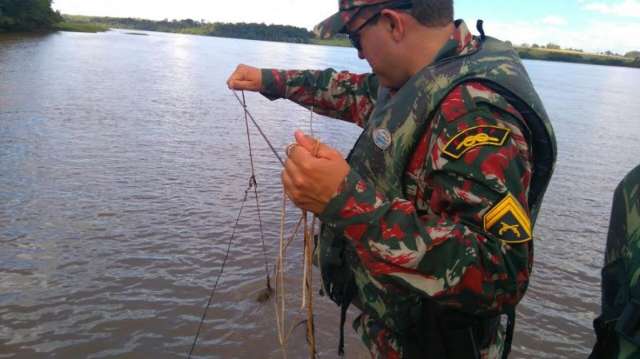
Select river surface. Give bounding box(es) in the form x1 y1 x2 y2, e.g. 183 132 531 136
1 29 639 358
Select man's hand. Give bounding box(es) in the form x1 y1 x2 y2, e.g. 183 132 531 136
282 130 351 215
226 64 262 91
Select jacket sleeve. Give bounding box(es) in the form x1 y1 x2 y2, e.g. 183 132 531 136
318 93 534 315
259 68 379 127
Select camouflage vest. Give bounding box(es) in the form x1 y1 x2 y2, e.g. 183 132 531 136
592 165 640 358
318 33 557 339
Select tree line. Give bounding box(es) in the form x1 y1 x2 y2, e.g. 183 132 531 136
0 2 314 43
509 41 640 68
520 43 640 60
74 16 314 43
0 0 62 32
2 1 638 68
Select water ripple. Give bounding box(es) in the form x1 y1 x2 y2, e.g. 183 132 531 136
1 31 639 358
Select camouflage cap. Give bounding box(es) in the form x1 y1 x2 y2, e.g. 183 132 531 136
314 0 412 39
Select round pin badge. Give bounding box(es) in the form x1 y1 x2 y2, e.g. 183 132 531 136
373 128 392 151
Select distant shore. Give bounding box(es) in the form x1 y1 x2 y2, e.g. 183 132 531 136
311 38 640 69
26 15 640 69
55 21 110 33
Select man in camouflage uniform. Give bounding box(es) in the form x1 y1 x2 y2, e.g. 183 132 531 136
592 165 640 359
227 1 556 357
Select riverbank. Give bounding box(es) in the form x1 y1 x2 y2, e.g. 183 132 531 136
517 47 638 69
55 21 109 33
61 15 313 43
312 38 640 69
27 14 640 69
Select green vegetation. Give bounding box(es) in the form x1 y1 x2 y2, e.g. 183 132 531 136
64 15 314 43
311 37 350 47
626 51 640 59
309 37 640 69
6 7 638 69
55 21 108 33
516 47 639 69
0 0 62 31
307 36 640 69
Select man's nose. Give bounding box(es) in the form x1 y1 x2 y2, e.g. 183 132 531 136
358 49 365 60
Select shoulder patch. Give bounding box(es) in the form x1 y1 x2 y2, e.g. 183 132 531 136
442 125 510 160
484 194 532 244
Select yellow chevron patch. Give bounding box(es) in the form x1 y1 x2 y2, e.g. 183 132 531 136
484 193 532 244
442 125 511 160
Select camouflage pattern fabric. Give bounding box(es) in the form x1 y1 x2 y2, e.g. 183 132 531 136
260 21 556 358
314 0 412 39
592 165 640 358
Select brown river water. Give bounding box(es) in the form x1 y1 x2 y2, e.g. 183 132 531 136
1 29 640 358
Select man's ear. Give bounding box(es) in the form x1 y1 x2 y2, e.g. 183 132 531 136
380 9 406 42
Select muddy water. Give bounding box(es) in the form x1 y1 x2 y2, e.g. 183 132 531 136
1 30 640 358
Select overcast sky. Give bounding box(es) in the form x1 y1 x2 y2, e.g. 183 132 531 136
52 0 640 54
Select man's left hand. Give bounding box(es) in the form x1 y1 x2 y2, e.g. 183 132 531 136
282 130 350 215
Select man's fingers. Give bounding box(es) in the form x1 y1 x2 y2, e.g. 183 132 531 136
282 132 351 214
286 143 313 169
282 166 303 205
294 130 315 149
226 64 261 91
228 80 254 90
226 67 243 87
294 130 341 160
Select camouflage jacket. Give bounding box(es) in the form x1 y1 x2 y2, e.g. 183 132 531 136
592 165 640 359
261 21 555 358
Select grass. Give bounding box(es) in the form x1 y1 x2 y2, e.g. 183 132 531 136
55 21 110 33
310 38 351 48
515 47 639 68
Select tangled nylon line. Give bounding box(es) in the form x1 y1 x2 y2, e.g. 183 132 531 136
276 140 320 359
188 90 319 358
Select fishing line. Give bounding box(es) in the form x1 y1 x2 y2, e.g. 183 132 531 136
190 89 320 358
188 91 275 358
231 90 285 167
187 179 254 358
242 91 273 298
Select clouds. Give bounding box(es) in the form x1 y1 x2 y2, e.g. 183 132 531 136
483 17 640 53
542 16 568 26
52 0 638 53
53 0 336 29
580 0 640 17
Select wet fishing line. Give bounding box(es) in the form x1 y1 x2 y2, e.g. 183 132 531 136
242 91 273 300
187 177 254 358
187 91 276 358
232 90 285 167
189 89 319 358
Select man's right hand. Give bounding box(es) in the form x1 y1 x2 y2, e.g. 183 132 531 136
226 64 262 91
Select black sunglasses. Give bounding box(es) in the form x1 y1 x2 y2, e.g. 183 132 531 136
347 13 381 51
347 2 413 51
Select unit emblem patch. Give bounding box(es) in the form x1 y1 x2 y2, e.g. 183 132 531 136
373 128 392 151
483 193 532 244
443 125 511 159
